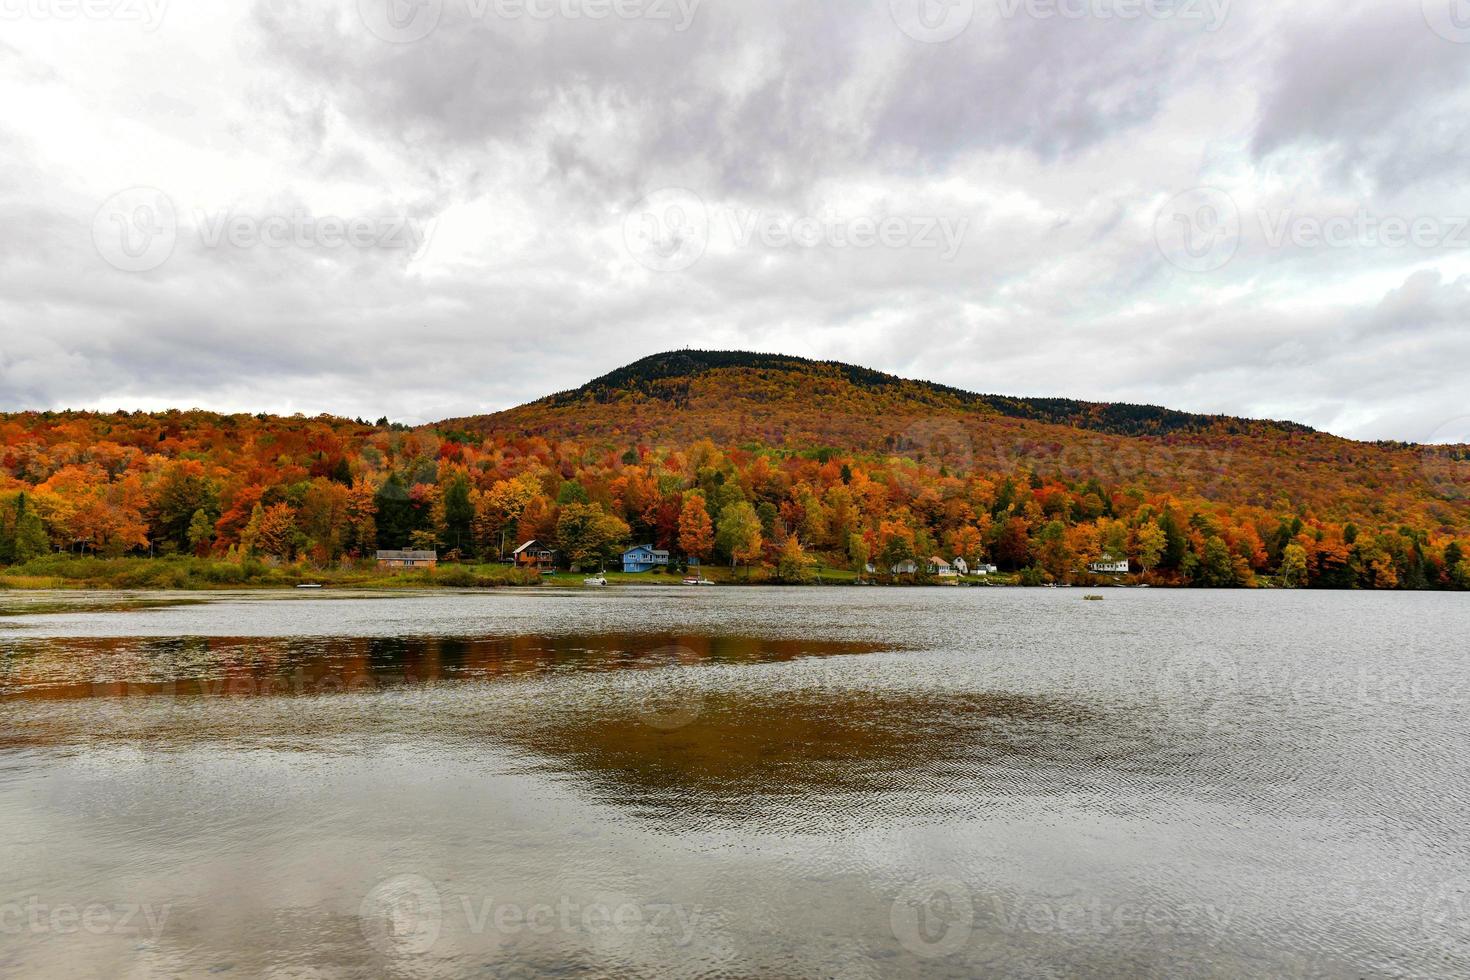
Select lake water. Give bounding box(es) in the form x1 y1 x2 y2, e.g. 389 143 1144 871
1 587 1468 978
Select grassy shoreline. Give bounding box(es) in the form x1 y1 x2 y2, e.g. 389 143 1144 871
0 555 1034 591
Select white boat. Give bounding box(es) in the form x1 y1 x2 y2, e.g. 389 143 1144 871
295 583 324 589
681 576 715 586
582 574 608 587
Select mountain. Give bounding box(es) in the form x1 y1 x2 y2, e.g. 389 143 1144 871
446 350 1464 535
450 349 1313 443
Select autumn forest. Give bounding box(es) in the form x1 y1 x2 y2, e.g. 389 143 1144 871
2 351 1468 590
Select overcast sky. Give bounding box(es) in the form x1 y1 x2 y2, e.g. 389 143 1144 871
1 0 1468 442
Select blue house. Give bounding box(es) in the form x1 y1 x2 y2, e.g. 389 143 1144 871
622 544 671 573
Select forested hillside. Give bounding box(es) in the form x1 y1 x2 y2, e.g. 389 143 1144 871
2 351 1468 589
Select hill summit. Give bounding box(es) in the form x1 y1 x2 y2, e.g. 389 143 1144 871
448 349 1312 452
542 349 1312 438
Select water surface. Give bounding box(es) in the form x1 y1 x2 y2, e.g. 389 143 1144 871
1 587 1467 978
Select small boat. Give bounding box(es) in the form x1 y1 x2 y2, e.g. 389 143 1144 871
681 576 716 586
295 583 324 590
582 574 608 587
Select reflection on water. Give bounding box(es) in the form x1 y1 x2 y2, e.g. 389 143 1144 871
518 689 1126 826
0 632 897 702
1 589 1469 979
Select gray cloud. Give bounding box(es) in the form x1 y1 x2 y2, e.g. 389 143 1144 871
1252 1 1470 191
0 0 1466 442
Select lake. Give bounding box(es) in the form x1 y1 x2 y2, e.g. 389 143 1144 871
1 587 1468 978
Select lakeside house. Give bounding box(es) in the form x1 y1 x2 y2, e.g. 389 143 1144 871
890 559 919 575
953 557 969 576
512 540 557 571
1089 554 1131 574
929 557 957 578
376 549 437 569
622 544 671 573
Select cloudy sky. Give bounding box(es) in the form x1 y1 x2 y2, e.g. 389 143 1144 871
1 0 1467 441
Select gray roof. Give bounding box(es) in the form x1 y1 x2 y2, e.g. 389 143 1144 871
625 545 669 557
376 550 437 560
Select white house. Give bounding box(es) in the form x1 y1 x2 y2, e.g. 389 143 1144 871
890 559 919 575
929 556 957 578
953 557 969 576
1089 554 1131 574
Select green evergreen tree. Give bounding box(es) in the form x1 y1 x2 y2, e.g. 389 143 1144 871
187 509 216 556
375 474 414 549
443 475 475 556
